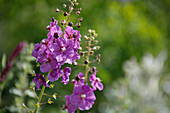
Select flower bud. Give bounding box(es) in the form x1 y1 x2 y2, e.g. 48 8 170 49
84 35 89 40
79 17 83 22
68 22 73 27
74 62 78 66
84 60 88 64
76 23 81 28
46 25 50 31
80 52 84 56
72 0 77 2
76 11 80 15
94 40 98 44
90 51 94 55
91 36 95 40
78 8 82 11
75 3 79 5
63 4 67 8
56 8 60 13
61 20 66 25
52 17 55 22
63 12 67 16
88 29 92 33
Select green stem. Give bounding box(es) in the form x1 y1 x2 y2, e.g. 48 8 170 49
33 71 51 113
62 1 74 37
84 34 92 84
77 108 80 113
33 85 45 113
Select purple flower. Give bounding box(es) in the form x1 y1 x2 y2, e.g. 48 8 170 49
48 66 63 82
61 67 71 85
70 85 96 110
32 43 40 58
89 71 103 91
71 72 85 86
63 95 77 113
64 26 81 49
47 20 63 40
49 38 75 65
33 73 49 90
39 52 58 73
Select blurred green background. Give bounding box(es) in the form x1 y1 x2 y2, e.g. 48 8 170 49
0 0 170 113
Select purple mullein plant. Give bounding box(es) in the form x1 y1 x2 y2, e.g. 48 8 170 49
28 0 103 113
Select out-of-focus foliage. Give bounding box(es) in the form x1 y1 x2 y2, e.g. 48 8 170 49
1 0 170 113
99 51 170 113
0 43 36 113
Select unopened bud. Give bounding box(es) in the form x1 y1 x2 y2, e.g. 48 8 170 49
56 8 60 13
79 17 83 22
46 25 50 31
80 52 84 56
76 23 81 28
52 17 55 22
68 22 73 27
61 20 66 25
90 51 94 55
92 67 96 72
96 46 100 50
94 33 98 37
78 8 82 11
76 11 80 15
91 36 95 40
63 4 67 8
72 0 77 2
74 62 78 66
75 3 79 5
94 40 98 44
84 60 88 64
84 35 89 40
88 29 92 33
63 12 67 16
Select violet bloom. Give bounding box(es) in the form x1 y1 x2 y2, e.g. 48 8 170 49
47 20 63 40
71 72 85 86
48 66 63 82
39 52 58 73
33 73 49 90
89 71 103 91
49 38 75 65
63 95 77 113
64 26 81 49
70 85 96 110
32 43 40 58
61 67 71 85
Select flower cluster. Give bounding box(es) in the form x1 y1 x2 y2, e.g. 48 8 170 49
31 0 103 113
63 29 103 113
32 19 81 89
64 71 103 113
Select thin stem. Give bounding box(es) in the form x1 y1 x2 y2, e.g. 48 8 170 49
62 1 74 37
33 85 45 113
77 108 80 113
84 34 92 84
33 71 51 113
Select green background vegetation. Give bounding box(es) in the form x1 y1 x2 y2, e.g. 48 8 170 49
0 0 170 113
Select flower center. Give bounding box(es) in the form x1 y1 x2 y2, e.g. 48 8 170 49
81 94 86 99
60 46 66 52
